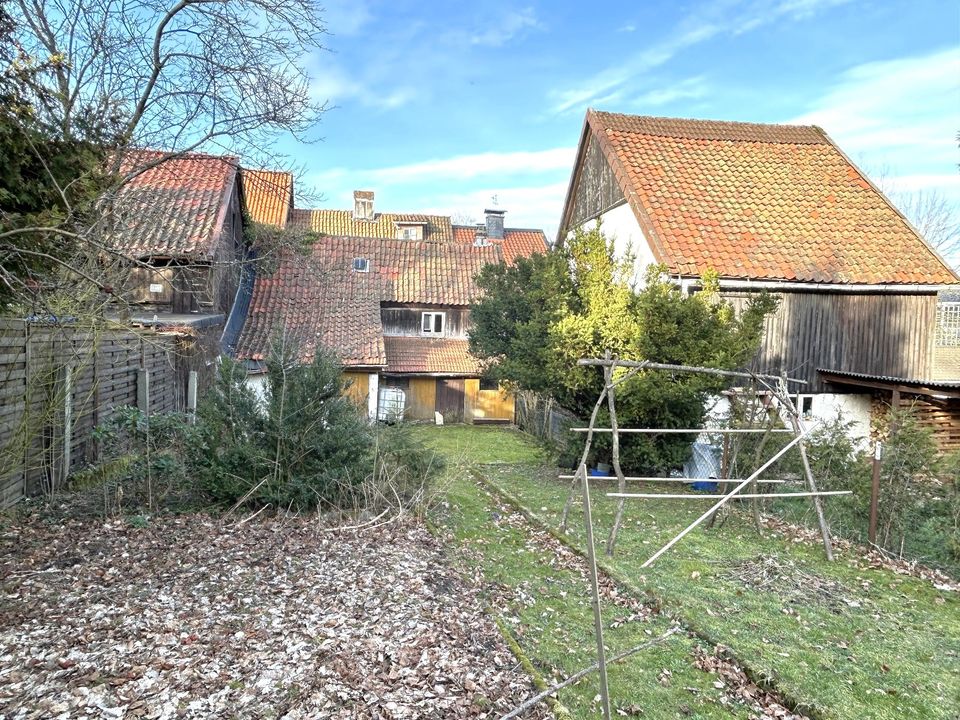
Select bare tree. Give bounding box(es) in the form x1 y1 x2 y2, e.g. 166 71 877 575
892 189 960 264
1 0 328 311
12 0 327 167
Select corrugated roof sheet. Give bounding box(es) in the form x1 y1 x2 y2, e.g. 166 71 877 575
112 149 238 260
584 110 959 285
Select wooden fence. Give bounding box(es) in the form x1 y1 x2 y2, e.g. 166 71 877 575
0 318 186 508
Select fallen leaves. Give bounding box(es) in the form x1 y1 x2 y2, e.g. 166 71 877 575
0 513 546 719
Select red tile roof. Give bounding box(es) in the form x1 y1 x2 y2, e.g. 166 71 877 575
241 169 293 228
575 111 959 285
383 336 482 375
289 208 454 242
235 236 501 367
113 149 238 260
453 226 549 264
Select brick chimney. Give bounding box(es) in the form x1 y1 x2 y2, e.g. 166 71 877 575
484 208 505 239
353 190 374 220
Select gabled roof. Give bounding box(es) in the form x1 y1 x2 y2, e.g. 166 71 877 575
241 169 293 228
562 110 958 285
289 208 454 242
383 336 482 375
113 149 238 260
452 226 549 264
234 236 501 366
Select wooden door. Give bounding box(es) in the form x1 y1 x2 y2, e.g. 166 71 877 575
435 378 465 422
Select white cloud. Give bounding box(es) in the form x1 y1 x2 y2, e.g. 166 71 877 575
314 147 576 186
618 23 636 33
631 76 709 108
789 47 960 200
308 62 417 111
548 0 851 114
469 7 541 46
320 0 373 36
420 182 570 239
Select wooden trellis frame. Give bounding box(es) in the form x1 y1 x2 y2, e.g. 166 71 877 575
567 354 851 720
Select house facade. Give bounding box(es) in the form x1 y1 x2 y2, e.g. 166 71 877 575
558 111 960 445
113 150 247 322
233 191 548 423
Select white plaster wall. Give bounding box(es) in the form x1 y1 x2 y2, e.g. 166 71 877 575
703 392 872 449
806 393 872 448
580 203 659 287
245 373 268 404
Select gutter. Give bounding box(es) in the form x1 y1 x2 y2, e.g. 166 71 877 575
681 278 955 295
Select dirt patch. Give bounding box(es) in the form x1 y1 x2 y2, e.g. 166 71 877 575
0 513 546 719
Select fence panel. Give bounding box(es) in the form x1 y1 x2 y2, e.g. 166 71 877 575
0 320 186 507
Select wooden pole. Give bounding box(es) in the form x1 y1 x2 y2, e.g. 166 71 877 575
580 464 611 720
641 427 814 568
604 355 629 556
868 441 882 544
778 377 835 561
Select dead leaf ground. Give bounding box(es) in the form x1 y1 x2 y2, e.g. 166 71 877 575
0 513 549 719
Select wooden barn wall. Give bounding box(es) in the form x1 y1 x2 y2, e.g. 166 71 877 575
212 182 245 316
342 372 369 408
723 291 937 392
405 378 436 420
380 306 470 338
464 379 515 424
567 133 626 230
0 319 186 508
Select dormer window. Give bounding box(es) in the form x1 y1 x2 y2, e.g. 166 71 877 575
421 311 445 336
395 221 426 241
353 257 369 273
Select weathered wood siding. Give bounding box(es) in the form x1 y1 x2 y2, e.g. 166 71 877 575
0 319 182 508
464 379 514 424
124 182 245 315
342 372 369 407
406 377 436 420
565 132 625 230
381 306 470 338
725 291 937 392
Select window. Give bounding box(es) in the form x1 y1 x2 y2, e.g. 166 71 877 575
798 395 814 418
421 311 445 336
395 222 425 241
935 302 960 347
479 377 499 391
353 257 369 273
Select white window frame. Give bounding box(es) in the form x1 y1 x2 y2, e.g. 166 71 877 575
353 257 369 273
420 311 446 336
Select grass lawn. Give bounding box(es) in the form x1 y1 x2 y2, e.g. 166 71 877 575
417 424 960 720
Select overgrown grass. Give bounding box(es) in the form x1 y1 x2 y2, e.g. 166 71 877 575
420 424 960 720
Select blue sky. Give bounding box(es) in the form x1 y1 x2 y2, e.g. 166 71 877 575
274 0 959 250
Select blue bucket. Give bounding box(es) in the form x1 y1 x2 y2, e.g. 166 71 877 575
691 481 719 492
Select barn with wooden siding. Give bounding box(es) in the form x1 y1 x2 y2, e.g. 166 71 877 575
112 150 247 321
232 193 547 424
557 110 959 444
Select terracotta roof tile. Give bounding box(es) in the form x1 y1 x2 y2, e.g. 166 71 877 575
586 111 959 285
452 226 549 263
112 149 237 260
235 236 501 367
383 336 482 375
289 208 453 242
241 169 293 228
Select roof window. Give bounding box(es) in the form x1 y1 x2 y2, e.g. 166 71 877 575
353 257 369 273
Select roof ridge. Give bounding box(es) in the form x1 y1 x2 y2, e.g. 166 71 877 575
588 109 828 145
